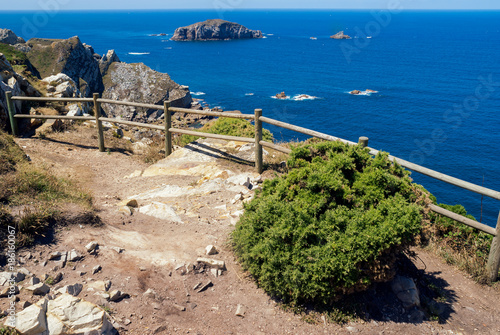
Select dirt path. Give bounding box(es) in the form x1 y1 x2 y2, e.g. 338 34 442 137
8 128 500 335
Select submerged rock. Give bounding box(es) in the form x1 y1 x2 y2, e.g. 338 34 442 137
171 19 263 41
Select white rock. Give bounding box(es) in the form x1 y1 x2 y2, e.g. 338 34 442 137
205 245 218 256
235 304 246 317
109 290 123 302
197 257 226 270
231 193 243 204
67 104 82 117
138 202 183 223
67 249 82 262
8 302 47 334
85 241 99 253
46 293 115 334
119 206 133 216
87 280 111 292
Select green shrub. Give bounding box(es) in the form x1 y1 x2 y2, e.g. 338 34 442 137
174 117 273 147
232 141 423 305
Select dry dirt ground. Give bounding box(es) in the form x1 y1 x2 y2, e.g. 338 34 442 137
6 127 500 335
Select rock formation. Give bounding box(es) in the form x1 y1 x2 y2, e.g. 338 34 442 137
102 62 192 122
275 92 287 99
27 36 104 95
330 31 351 39
99 49 120 77
0 28 25 45
171 19 263 41
1 29 193 131
0 53 40 131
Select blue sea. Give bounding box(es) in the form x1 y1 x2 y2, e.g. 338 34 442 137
1 9 499 226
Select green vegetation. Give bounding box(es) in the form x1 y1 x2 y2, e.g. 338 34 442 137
232 141 424 306
0 327 20 335
0 43 28 65
421 203 494 283
0 129 93 248
174 117 273 147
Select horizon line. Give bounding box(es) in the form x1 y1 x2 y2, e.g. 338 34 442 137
2 8 500 11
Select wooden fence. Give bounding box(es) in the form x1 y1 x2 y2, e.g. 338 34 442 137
5 91 500 282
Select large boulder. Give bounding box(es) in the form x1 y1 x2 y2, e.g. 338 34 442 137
0 28 25 45
102 62 192 122
171 19 263 41
26 36 103 95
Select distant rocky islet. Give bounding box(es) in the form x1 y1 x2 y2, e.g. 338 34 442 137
171 19 263 41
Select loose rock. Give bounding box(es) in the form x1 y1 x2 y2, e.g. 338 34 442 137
85 241 99 253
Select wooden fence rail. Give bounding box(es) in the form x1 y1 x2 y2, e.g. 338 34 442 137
6 91 500 282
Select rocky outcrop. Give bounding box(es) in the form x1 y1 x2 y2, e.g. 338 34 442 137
0 28 25 45
99 49 120 77
0 53 40 131
102 62 192 122
171 19 262 41
27 36 104 95
330 31 351 39
275 92 287 99
10 294 115 334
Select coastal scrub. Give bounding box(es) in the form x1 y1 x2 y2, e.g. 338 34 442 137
232 141 424 305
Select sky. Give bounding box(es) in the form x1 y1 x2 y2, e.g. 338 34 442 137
2 0 500 11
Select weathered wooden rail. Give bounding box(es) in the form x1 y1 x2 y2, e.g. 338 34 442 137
5 91 500 282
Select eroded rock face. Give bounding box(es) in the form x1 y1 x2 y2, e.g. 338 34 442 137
102 62 192 122
27 36 104 95
171 19 263 41
0 53 40 131
0 28 25 45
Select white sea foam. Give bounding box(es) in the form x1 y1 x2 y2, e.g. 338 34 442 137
292 94 319 101
191 92 206 96
128 52 150 55
347 90 379 96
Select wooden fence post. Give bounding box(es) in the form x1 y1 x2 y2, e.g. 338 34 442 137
5 91 18 136
487 211 500 282
93 93 105 152
164 101 172 157
358 136 369 148
254 108 263 174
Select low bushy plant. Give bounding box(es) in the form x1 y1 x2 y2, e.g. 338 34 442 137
174 117 273 147
232 141 424 305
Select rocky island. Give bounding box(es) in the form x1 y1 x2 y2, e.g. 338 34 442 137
330 31 351 39
171 19 263 41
